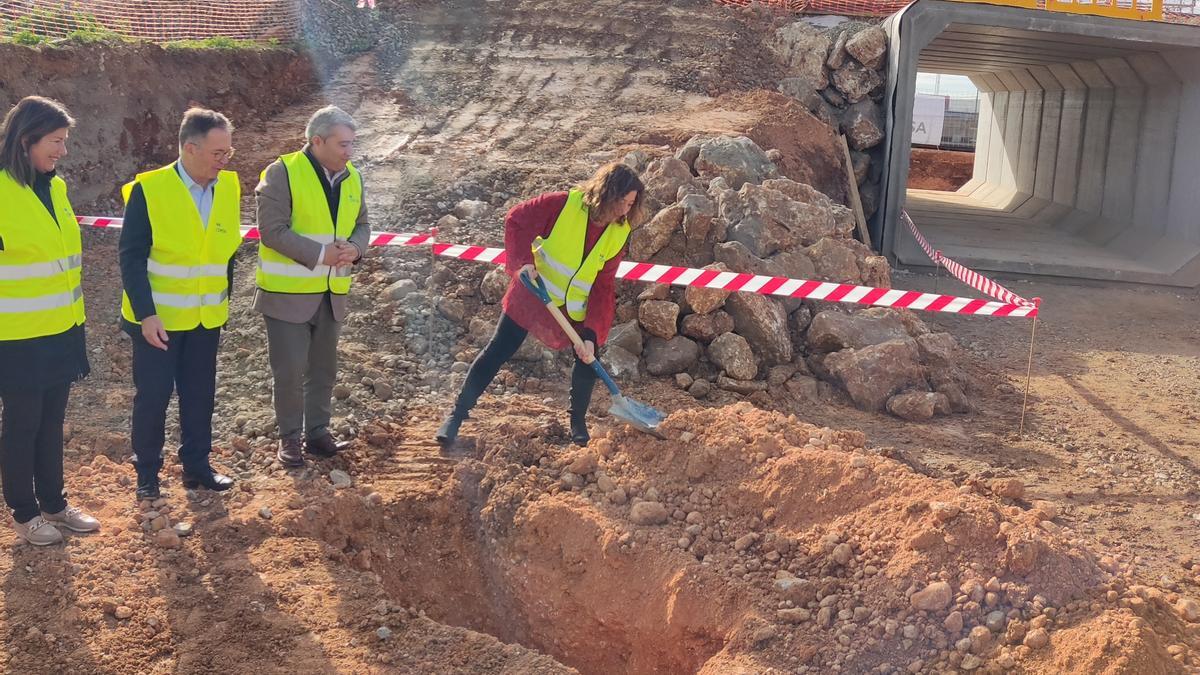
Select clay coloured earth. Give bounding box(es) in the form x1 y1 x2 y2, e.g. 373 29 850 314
0 0 1198 673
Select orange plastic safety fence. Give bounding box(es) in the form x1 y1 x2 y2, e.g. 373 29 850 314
0 0 300 42
714 0 1199 20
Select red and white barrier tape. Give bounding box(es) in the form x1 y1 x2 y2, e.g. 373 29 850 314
900 211 1037 309
79 215 1037 318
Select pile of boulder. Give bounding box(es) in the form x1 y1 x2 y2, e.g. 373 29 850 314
770 20 889 220
599 135 974 421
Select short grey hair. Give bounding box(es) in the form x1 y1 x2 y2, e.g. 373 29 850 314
178 108 233 151
305 105 356 140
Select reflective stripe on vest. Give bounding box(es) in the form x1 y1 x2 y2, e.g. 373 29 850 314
255 152 361 295
0 254 82 281
118 164 242 331
531 190 630 321
0 170 86 341
0 285 83 313
152 288 230 308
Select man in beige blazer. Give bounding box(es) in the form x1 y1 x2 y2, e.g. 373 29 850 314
255 106 371 467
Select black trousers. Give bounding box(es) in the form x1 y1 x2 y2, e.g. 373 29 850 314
452 313 598 424
130 326 221 479
0 383 70 523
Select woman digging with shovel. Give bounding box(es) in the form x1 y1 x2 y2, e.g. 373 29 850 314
436 162 648 448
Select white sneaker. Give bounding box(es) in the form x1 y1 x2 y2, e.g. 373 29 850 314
42 506 100 533
13 516 64 546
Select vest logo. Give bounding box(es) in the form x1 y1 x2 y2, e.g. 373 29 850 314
346 194 359 204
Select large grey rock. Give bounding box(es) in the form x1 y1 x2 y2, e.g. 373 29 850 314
385 279 418 301
684 263 731 315
675 135 710 170
638 300 680 339
915 332 962 371
453 199 491 220
832 61 884 104
608 320 644 356
694 136 777 190
708 333 757 380
771 22 832 91
918 331 971 393
604 345 641 381
760 177 835 209
886 390 939 422
642 156 697 205
826 29 850 69
842 101 885 151
846 26 888 70
727 216 795 259
724 183 838 256
643 336 700 376
778 77 826 111
806 308 909 352
718 375 768 395
861 255 892 289
629 205 682 261
806 237 862 283
678 193 716 260
771 249 818 281
825 338 927 411
480 267 509 304
726 292 791 366
680 310 735 343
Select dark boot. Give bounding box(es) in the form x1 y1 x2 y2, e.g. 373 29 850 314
135 474 160 501
569 356 598 448
569 411 590 447
134 463 161 500
435 411 465 447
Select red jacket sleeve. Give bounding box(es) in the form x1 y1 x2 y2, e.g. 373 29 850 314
504 191 569 275
582 249 623 347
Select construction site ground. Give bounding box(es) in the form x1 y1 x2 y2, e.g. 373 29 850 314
1 0 1199 672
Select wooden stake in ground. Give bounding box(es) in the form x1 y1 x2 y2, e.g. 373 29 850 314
427 227 438 355
839 135 872 249
1018 298 1042 438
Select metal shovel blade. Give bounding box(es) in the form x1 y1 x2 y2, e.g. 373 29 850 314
609 393 668 438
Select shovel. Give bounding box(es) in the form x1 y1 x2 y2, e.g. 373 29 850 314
520 269 667 438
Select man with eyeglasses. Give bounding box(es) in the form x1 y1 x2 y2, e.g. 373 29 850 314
118 108 242 500
254 105 371 467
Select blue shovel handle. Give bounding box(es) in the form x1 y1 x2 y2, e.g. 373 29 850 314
519 269 622 397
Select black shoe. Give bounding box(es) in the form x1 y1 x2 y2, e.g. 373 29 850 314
136 477 161 500
435 413 464 447
181 469 234 492
305 433 349 458
570 418 590 447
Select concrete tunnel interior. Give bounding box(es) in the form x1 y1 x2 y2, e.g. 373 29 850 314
880 0 1200 286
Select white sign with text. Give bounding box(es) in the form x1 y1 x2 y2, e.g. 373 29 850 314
912 94 946 146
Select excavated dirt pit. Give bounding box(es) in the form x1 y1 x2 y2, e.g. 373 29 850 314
253 402 1196 674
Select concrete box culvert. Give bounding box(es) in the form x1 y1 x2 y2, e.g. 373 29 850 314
879 0 1200 286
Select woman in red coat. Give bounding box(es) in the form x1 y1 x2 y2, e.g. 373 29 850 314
437 162 646 448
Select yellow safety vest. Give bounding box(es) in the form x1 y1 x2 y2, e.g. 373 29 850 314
255 151 361 295
532 190 630 321
0 170 86 341
119 164 242 330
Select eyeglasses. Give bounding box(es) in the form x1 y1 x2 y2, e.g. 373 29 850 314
186 142 235 161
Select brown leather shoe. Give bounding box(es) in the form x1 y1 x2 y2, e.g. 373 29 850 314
277 438 304 467
305 433 349 458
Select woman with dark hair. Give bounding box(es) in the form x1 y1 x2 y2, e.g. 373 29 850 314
437 162 646 448
0 96 99 546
